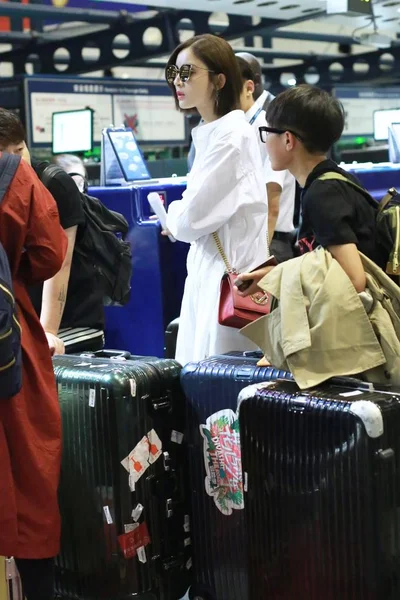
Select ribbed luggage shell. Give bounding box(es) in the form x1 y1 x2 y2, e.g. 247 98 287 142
53 354 191 600
180 353 292 600
239 380 400 600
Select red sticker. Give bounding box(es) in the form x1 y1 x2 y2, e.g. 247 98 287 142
118 522 151 559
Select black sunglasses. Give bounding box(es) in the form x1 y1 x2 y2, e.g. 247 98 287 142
259 126 304 144
165 64 215 85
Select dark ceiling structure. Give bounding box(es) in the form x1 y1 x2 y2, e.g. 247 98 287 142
0 1 399 89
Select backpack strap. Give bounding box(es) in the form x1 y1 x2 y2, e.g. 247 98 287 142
379 188 398 213
38 163 62 189
0 153 21 207
317 171 379 210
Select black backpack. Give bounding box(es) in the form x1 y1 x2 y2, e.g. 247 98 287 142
0 153 22 399
318 171 399 276
40 165 132 306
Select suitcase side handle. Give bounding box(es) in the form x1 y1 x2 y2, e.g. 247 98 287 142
80 349 132 360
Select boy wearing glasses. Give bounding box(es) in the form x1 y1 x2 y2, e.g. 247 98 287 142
238 84 385 295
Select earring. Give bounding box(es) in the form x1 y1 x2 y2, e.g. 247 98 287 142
215 89 220 109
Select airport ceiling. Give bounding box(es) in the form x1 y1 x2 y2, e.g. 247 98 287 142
0 0 399 88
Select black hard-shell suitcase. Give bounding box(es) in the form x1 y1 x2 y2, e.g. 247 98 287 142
164 318 180 359
238 378 400 600
53 353 191 600
180 352 292 600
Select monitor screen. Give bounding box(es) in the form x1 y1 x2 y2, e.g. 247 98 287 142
107 128 150 182
374 108 400 142
52 108 93 154
388 122 400 163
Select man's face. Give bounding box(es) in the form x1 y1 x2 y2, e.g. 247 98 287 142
1 141 25 156
0 141 31 165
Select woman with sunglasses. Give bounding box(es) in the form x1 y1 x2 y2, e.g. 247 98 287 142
164 34 268 365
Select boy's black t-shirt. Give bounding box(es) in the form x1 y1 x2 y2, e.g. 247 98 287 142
297 159 386 269
30 161 105 330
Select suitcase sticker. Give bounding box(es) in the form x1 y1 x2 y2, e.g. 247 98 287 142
200 409 244 515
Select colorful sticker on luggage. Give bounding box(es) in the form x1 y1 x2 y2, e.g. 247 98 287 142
200 409 244 516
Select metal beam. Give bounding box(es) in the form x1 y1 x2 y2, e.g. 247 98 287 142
0 9 300 75
263 43 400 88
0 2 137 25
269 30 366 46
232 46 339 62
174 20 359 46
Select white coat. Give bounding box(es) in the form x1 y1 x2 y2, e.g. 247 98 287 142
166 110 268 365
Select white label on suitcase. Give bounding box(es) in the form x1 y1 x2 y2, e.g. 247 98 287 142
184 537 191 547
129 378 137 397
244 471 248 492
132 503 144 522
121 429 163 486
137 546 147 563
124 523 139 533
350 400 384 438
186 557 193 570
103 505 113 524
89 388 96 407
200 408 244 516
340 390 363 398
171 430 184 444
184 514 190 533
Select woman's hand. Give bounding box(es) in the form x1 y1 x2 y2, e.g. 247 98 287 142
234 265 276 297
149 215 172 237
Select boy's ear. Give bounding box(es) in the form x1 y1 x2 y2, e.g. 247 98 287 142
285 131 296 151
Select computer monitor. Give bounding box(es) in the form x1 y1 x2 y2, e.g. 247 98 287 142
52 108 93 154
373 108 400 142
388 122 400 163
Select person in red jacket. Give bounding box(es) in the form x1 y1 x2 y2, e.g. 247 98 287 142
0 154 67 599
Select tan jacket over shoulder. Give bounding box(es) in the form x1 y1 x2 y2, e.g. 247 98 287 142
241 247 400 389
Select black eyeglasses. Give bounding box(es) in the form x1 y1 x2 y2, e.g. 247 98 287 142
165 64 215 85
259 126 304 143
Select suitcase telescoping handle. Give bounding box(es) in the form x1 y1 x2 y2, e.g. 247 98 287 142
80 349 132 361
243 350 264 359
327 376 376 391
274 376 384 392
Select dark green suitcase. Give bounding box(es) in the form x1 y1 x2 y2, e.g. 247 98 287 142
53 353 191 600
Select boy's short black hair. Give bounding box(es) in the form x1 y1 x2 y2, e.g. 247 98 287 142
266 84 345 154
0 108 25 148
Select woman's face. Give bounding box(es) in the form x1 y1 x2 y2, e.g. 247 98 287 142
172 47 215 113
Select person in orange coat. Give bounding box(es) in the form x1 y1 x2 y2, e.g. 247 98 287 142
0 153 67 599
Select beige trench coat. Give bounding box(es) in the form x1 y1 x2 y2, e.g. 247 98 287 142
241 247 400 389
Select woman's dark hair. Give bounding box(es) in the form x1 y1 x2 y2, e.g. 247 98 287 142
236 56 256 84
0 108 25 148
166 34 242 118
266 84 345 154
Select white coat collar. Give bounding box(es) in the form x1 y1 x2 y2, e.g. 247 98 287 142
193 110 245 143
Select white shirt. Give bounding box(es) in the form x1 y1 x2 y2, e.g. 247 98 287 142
166 110 268 365
255 89 274 110
245 103 296 233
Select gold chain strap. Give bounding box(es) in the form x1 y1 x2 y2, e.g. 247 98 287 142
212 232 234 273
213 224 270 274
